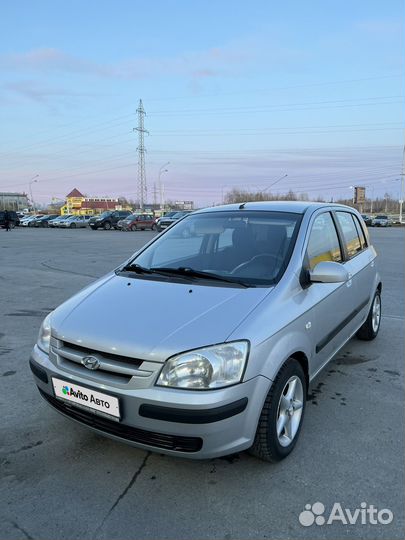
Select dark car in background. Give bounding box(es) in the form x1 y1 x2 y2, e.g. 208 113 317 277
88 211 131 230
117 213 156 231
0 210 19 228
361 214 373 226
156 211 192 231
33 214 59 227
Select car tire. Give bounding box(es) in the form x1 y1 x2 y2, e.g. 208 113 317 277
151 224 157 231
356 289 381 341
70 223 76 228
130 225 137 231
249 359 306 462
103 222 111 230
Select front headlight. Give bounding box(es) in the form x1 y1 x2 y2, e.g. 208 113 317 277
37 313 52 353
156 341 249 390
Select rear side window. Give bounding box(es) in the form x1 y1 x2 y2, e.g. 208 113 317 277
307 213 342 270
336 212 362 258
352 215 367 250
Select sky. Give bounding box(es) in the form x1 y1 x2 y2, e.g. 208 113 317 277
0 0 404 207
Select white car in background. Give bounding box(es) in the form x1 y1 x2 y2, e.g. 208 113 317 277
20 215 42 227
371 215 392 227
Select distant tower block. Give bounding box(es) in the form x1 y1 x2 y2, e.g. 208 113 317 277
134 99 148 209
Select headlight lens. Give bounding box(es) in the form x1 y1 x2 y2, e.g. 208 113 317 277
156 341 249 390
37 313 52 353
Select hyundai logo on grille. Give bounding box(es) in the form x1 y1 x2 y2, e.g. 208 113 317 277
81 355 101 370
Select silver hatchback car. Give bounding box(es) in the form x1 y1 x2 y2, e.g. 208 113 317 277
30 202 381 462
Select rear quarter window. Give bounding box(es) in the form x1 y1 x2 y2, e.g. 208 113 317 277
336 212 363 258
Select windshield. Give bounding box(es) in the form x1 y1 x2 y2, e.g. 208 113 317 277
376 215 387 219
97 212 111 218
131 211 301 286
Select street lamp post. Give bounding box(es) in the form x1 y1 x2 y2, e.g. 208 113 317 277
158 162 170 209
29 174 39 213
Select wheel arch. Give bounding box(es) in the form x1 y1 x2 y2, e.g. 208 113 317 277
289 351 309 397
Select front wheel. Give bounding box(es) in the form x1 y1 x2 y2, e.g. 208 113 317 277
130 224 137 231
103 222 111 230
151 224 157 231
356 290 381 340
249 359 306 462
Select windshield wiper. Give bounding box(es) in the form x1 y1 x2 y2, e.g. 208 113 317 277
120 263 153 274
149 267 251 288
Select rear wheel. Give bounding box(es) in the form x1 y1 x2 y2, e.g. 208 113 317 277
249 359 306 462
357 289 381 340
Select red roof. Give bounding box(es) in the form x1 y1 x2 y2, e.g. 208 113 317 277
81 200 118 210
66 188 84 198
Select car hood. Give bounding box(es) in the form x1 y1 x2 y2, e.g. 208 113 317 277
51 274 273 362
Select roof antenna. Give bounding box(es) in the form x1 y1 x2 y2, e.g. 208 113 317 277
239 202 246 209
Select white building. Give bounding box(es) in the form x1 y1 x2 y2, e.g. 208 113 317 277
0 192 29 210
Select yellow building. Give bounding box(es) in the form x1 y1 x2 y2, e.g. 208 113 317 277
60 188 86 215
60 188 130 215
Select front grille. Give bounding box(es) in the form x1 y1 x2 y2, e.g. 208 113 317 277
39 389 203 453
61 341 143 367
52 340 153 384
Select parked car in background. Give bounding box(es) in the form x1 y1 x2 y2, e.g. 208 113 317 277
117 213 156 231
0 210 20 228
372 215 391 227
48 215 73 228
53 215 77 228
360 214 373 226
33 214 59 227
88 211 131 230
21 215 43 227
30 202 381 462
154 211 178 230
156 210 192 231
59 215 92 228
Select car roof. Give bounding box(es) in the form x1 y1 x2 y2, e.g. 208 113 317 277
192 201 356 215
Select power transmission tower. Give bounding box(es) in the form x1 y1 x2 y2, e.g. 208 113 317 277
134 99 148 209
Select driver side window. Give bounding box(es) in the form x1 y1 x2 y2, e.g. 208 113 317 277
307 213 342 270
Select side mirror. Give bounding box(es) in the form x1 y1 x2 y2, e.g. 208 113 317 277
310 261 349 284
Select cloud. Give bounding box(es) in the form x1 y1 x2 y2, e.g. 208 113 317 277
2 80 99 103
0 42 253 82
1 48 112 77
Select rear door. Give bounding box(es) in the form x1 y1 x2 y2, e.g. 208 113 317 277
303 211 355 374
334 211 374 329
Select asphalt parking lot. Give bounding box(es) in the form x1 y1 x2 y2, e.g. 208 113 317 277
0 226 404 540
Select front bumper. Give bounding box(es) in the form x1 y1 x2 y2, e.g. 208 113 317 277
29 346 270 459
